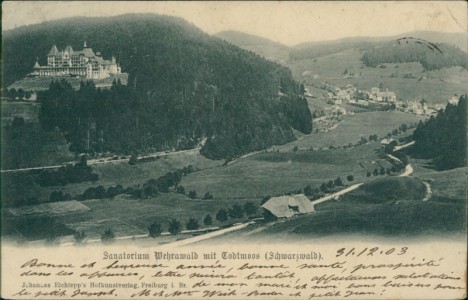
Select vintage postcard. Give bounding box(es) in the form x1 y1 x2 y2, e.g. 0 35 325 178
1 1 467 299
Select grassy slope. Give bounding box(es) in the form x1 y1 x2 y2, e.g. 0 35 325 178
37 152 223 200
341 177 427 203
254 176 465 238
417 167 467 203
62 193 255 239
262 201 465 237
6 74 129 92
233 161 466 240
277 111 425 150
181 143 393 199
60 143 394 239
287 48 468 104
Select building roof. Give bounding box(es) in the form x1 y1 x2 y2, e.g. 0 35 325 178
83 48 95 58
262 194 314 218
48 45 59 56
64 45 74 54
376 91 396 98
380 138 395 145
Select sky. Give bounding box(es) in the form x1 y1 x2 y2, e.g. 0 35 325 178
2 1 467 46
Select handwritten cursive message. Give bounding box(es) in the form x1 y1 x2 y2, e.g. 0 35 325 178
2 243 466 299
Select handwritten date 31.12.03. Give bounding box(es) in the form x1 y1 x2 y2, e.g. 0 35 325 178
336 247 408 257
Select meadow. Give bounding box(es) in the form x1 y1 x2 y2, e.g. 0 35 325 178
277 111 425 151
181 142 395 200
5 137 398 241
35 151 223 201
417 167 466 203
61 193 257 240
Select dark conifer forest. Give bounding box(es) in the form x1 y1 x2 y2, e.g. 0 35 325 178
4 14 312 159
412 95 467 170
361 41 467 70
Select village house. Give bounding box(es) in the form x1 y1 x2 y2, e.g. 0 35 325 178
303 88 314 98
336 90 351 101
375 89 397 102
357 99 369 106
31 42 121 79
448 94 459 105
405 100 425 115
345 84 357 94
331 105 347 115
371 87 380 94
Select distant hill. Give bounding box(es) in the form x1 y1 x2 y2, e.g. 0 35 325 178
294 31 467 51
215 30 288 48
215 30 290 63
3 14 312 159
400 31 467 53
361 40 467 71
290 31 467 62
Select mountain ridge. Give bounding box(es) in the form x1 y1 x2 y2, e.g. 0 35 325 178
293 30 467 52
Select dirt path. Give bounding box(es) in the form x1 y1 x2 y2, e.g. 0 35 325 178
422 181 432 201
394 141 415 152
386 153 413 177
310 183 364 207
1 148 199 173
398 164 414 177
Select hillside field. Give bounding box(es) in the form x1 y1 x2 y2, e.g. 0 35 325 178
287 48 468 104
26 151 223 203
181 142 395 200
277 111 425 151
416 167 466 203
60 193 257 240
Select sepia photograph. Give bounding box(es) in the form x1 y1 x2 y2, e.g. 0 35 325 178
1 1 467 299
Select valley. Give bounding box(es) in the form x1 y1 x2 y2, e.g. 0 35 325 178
2 100 464 246
1 15 466 247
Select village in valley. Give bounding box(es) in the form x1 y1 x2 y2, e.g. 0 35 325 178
1 11 467 247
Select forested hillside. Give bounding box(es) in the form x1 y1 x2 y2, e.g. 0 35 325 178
412 95 466 170
290 40 373 61
215 30 288 48
362 40 467 70
4 14 312 159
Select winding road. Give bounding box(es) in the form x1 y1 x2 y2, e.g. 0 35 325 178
310 183 364 207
